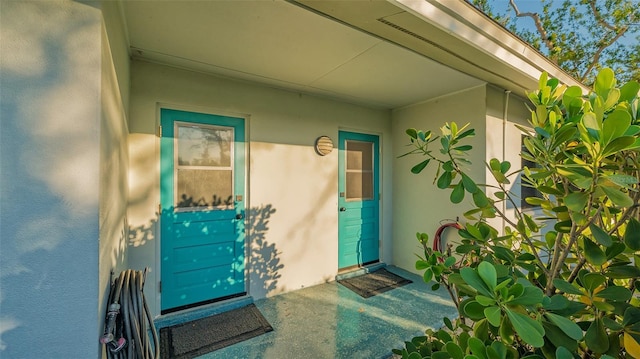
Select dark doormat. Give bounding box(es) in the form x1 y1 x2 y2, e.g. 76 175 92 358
338 268 412 298
160 304 273 359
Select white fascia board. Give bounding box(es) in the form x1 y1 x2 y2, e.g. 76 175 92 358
391 0 587 92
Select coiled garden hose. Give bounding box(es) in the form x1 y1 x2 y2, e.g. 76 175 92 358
433 221 463 263
101 269 159 359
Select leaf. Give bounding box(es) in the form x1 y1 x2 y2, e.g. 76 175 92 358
543 322 579 351
445 342 465 359
406 128 418 139
582 273 606 293
458 128 475 140
601 110 631 145
624 218 640 250
505 309 545 347
476 295 496 306
465 223 484 241
460 173 479 193
451 181 465 204
463 301 486 321
545 313 583 340
595 286 632 302
555 347 573 359
623 307 640 326
589 224 612 247
606 265 640 279
624 333 640 359
554 220 573 233
594 68 615 98
582 112 600 132
411 159 431 174
468 337 488 359
478 262 497 291
553 279 584 295
562 85 583 107
437 171 453 189
461 267 492 297
423 268 433 283
605 174 639 188
564 192 588 212
583 238 607 266
444 256 456 268
472 190 489 208
543 295 570 311
454 145 473 151
600 185 633 208
500 162 511 175
606 242 626 260
523 213 538 232
602 136 635 157
489 158 501 171
585 318 609 354
602 317 624 331
507 286 544 306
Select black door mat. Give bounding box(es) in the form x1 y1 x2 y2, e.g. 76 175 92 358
160 303 273 359
338 268 412 298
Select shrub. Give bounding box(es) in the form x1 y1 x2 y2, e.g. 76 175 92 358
394 69 640 359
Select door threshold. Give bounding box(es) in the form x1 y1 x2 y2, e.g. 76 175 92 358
336 262 386 281
154 295 253 331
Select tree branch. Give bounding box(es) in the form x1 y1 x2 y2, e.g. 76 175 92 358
508 0 555 57
588 0 616 31
579 26 628 82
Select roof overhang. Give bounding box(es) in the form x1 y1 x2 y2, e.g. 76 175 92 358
120 0 587 110
292 0 588 96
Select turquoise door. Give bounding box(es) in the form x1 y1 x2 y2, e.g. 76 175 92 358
338 131 380 269
160 109 245 313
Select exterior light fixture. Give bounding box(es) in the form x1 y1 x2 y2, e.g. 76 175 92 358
315 135 333 156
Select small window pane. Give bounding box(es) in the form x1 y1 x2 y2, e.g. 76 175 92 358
346 141 373 171
177 125 232 167
176 169 233 208
346 172 373 200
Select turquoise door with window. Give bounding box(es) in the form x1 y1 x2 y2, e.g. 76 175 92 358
338 131 380 269
160 109 245 313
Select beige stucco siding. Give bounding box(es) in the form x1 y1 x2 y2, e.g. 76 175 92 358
128 60 393 318
391 86 487 274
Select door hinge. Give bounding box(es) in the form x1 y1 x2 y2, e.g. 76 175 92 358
158 125 162 137
158 281 161 293
158 203 161 213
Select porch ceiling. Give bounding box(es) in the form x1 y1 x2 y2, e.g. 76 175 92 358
121 0 484 109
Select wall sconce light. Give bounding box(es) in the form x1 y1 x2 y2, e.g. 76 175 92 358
315 135 333 156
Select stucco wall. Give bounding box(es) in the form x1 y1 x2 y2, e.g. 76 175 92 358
99 1 130 357
485 86 534 232
391 86 487 274
128 60 392 318
0 1 102 357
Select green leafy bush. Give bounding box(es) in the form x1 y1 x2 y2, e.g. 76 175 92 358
394 69 640 359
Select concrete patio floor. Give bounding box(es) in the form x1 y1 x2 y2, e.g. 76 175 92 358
192 266 458 359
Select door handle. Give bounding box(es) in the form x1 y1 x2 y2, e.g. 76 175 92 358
236 213 244 220
339 207 346 212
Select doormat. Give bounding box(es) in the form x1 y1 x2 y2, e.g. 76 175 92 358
338 268 412 298
160 304 273 359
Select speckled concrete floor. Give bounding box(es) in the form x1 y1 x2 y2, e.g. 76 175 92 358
195 266 458 359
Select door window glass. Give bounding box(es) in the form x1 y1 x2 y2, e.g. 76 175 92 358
345 140 373 200
174 123 234 209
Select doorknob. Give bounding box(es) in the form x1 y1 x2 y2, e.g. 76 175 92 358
339 207 346 212
236 213 244 220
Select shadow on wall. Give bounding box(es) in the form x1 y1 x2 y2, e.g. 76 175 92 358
248 204 283 297
0 1 108 357
126 204 283 303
